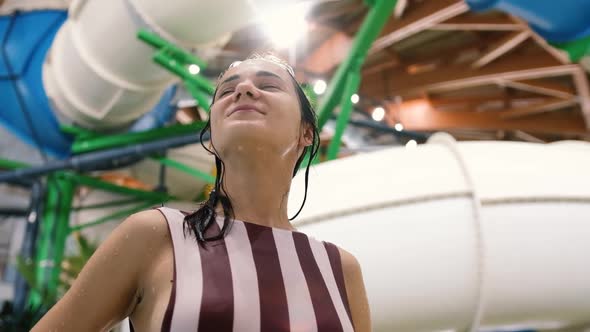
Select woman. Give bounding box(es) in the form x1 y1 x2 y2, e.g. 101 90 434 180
32 54 371 331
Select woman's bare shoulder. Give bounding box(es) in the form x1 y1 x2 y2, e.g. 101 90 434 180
336 246 372 332
31 209 170 332
126 208 171 242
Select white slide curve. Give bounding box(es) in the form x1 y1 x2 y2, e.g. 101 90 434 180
289 133 590 332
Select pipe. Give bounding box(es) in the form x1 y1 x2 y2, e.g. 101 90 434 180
0 132 210 183
0 208 29 217
15 180 44 312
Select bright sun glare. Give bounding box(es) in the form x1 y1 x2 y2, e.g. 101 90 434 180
260 2 311 49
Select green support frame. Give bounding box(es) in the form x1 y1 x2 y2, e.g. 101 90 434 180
16 0 400 309
317 0 398 159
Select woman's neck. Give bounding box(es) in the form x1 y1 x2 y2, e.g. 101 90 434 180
214 145 298 231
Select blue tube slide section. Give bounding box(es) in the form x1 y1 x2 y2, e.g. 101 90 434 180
465 0 590 42
0 10 176 158
0 11 70 158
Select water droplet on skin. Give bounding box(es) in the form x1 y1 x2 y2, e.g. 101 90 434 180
152 226 157 231
151 287 156 294
125 234 129 239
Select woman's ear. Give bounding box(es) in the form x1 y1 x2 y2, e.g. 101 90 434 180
300 123 314 147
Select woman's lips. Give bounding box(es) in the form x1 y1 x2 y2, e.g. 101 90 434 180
228 105 264 116
233 108 258 114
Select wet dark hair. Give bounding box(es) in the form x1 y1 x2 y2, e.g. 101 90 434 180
183 54 321 243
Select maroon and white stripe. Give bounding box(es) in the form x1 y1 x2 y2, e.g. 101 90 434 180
157 207 354 332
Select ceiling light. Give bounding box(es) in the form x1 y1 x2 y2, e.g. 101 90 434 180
372 106 385 121
313 80 327 95
351 94 359 104
395 123 404 131
188 64 200 75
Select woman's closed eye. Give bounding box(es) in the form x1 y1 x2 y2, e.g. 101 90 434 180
260 85 280 91
218 89 234 97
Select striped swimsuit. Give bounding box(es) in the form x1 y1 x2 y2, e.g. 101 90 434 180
150 207 354 332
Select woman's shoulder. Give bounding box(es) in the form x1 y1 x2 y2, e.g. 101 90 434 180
121 208 172 248
330 244 371 332
328 244 360 274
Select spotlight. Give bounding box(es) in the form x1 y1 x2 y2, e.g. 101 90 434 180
188 64 200 75
351 94 359 104
394 123 404 131
372 106 385 121
313 80 327 95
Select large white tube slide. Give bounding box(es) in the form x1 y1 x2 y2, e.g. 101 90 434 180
289 134 590 331
42 0 293 129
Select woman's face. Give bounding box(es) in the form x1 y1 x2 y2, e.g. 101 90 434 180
209 59 311 162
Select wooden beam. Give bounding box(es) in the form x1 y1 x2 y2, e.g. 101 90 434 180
362 53 573 98
310 1 361 26
394 0 408 19
362 56 400 75
512 130 546 143
428 95 545 110
386 99 587 134
431 22 522 31
472 30 530 68
431 13 522 31
571 67 590 129
510 16 570 65
301 31 352 74
369 0 469 55
499 98 578 119
502 79 575 99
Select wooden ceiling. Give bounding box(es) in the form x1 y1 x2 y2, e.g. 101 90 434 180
208 0 590 143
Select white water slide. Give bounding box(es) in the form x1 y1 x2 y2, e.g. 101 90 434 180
289 134 590 331
45 1 590 331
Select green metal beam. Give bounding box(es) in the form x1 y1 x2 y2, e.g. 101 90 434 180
72 197 144 211
47 174 75 301
71 122 205 154
317 0 398 130
326 70 361 160
138 29 215 113
152 156 215 184
60 172 174 201
185 81 213 112
138 29 207 69
0 158 29 170
59 124 96 139
69 200 162 232
153 51 215 95
29 174 59 307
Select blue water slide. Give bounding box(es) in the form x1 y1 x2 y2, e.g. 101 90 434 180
465 0 590 42
0 11 70 158
0 10 177 158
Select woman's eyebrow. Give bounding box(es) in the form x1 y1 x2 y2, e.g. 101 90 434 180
219 70 284 88
256 70 284 81
219 74 240 87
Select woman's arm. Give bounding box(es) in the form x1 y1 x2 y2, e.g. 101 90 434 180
31 209 167 332
339 247 372 332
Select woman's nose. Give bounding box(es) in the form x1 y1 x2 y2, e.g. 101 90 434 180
234 80 260 101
